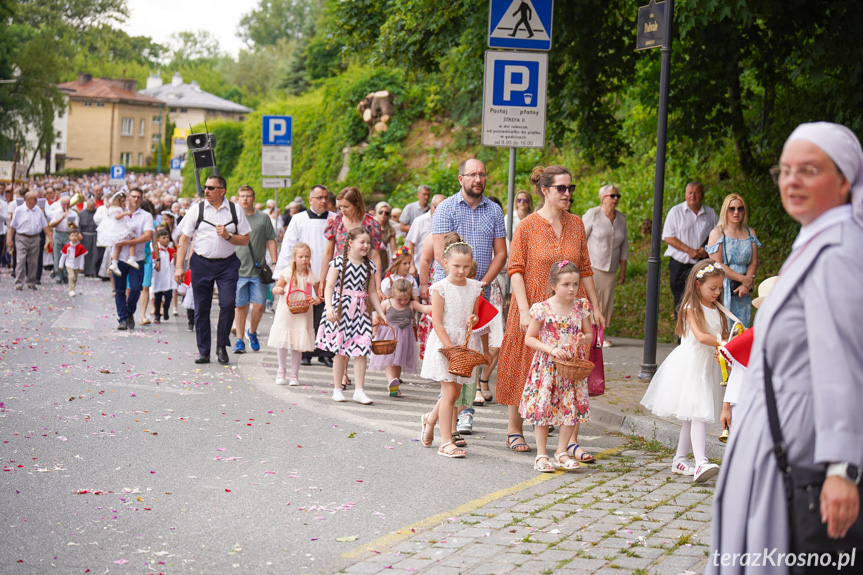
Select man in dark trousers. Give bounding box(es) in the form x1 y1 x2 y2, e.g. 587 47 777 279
175 176 251 365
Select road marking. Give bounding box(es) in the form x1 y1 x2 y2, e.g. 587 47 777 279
341 446 623 560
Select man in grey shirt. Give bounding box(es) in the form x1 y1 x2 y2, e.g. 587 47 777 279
398 184 431 233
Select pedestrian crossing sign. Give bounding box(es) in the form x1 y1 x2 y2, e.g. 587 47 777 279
488 0 553 51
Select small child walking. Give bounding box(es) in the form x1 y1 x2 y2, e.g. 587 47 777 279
369 278 430 397
520 261 593 473
58 228 87 297
102 192 139 276
380 248 419 298
641 259 729 483
420 240 490 458
316 227 388 404
151 228 177 323
269 242 320 386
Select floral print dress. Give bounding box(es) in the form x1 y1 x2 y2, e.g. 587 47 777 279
519 298 593 426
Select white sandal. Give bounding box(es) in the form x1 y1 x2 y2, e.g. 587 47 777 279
554 452 580 471
437 441 466 458
534 454 555 473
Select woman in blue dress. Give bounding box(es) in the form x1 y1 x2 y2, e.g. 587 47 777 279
706 194 760 328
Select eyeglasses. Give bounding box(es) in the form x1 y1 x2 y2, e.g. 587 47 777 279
769 164 825 185
727 206 745 213
462 172 487 179
516 198 530 204
606 194 621 199
203 185 224 191
547 184 575 195
378 211 391 216
309 195 327 201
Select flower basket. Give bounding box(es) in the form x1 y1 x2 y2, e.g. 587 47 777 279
439 317 489 378
286 283 311 315
371 324 397 355
554 342 594 381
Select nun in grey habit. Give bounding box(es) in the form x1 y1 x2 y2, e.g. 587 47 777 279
707 122 863 574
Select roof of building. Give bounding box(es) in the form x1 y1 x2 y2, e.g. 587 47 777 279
57 75 164 106
140 79 252 114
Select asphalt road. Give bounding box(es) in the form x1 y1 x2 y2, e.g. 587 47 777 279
1 276 625 574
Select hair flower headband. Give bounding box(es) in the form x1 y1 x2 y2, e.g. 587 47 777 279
696 262 722 279
390 246 411 261
443 241 472 256
558 260 570 269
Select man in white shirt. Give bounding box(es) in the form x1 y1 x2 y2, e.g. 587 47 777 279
48 195 79 284
405 194 445 275
661 181 718 319
275 184 335 367
111 188 154 330
175 176 251 365
7 191 53 290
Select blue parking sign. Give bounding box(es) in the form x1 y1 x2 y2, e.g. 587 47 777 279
492 59 540 107
262 115 292 146
170 158 181 170
110 165 125 179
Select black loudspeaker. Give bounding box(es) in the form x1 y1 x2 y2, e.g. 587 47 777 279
187 133 216 170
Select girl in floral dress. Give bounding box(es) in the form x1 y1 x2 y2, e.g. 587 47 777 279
520 261 593 473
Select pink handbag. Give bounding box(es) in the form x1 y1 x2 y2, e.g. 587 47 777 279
587 325 605 397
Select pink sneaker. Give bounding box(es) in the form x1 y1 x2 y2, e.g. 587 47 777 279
672 459 695 476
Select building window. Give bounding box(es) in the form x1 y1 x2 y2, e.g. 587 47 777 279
180 108 188 113
139 118 146 136
121 117 134 136
169 107 177 113
138 153 143 167
120 152 131 166
153 115 161 123
96 102 105 108
57 143 62 150
83 102 92 107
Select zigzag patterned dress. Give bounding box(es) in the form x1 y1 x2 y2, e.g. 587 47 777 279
316 256 377 357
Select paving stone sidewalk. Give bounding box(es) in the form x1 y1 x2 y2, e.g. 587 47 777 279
339 448 714 575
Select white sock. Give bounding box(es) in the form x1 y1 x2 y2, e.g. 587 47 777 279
276 348 288 372
690 420 707 465
675 420 692 461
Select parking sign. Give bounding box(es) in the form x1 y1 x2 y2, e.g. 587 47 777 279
262 115 292 176
109 164 126 186
482 51 548 148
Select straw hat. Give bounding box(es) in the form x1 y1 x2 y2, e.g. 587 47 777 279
752 276 779 308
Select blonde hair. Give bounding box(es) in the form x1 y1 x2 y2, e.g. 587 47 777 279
390 278 413 298
386 250 412 277
110 192 126 208
717 193 749 229
287 242 311 288
675 259 730 340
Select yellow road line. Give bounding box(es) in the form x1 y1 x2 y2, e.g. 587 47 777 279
341 446 623 560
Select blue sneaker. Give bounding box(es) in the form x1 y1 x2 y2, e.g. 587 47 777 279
247 330 260 351
233 339 246 354
457 408 475 435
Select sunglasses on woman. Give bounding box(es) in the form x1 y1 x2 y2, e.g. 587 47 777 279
378 211 391 216
548 185 575 195
516 198 530 204
606 194 621 199
728 206 745 213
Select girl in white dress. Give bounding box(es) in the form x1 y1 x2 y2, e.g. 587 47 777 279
270 242 320 386
640 259 729 483
101 192 139 275
420 241 491 458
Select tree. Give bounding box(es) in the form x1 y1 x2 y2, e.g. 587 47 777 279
238 0 322 48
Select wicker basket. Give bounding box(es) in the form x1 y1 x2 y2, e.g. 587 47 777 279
287 298 310 314
439 317 489 378
371 324 397 355
554 357 595 380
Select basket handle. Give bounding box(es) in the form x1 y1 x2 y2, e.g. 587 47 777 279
461 315 477 347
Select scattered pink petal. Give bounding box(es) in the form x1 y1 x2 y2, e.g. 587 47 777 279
113 559 129 565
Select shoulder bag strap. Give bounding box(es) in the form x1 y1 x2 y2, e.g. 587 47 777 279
720 228 728 264
194 202 205 231
714 302 743 328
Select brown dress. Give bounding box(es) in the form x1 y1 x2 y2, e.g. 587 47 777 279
496 212 594 406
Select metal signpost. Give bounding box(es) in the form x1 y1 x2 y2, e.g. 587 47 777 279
261 115 292 210
485 0 553 243
169 158 182 181
636 0 674 380
109 165 126 187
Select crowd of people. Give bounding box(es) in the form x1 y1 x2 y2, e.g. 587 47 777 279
3 120 862 571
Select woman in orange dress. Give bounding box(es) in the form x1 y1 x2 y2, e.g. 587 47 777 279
497 165 607 456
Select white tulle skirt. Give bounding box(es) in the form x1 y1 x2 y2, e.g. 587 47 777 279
640 340 722 423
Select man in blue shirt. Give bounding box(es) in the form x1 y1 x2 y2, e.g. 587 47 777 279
431 159 507 293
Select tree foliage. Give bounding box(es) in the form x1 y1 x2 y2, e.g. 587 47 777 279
238 0 322 47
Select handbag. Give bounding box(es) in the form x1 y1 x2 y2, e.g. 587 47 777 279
247 243 275 284
587 325 605 397
763 353 863 564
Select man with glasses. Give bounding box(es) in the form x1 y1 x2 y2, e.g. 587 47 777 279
110 188 153 330
175 176 251 364
275 184 336 367
399 184 431 233
662 181 718 320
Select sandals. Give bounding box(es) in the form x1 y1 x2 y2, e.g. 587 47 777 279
420 414 434 448
554 452 580 471
479 378 493 403
534 454 555 473
506 433 531 453
438 441 466 458
473 389 485 406
452 432 467 448
341 372 352 390
568 443 596 463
